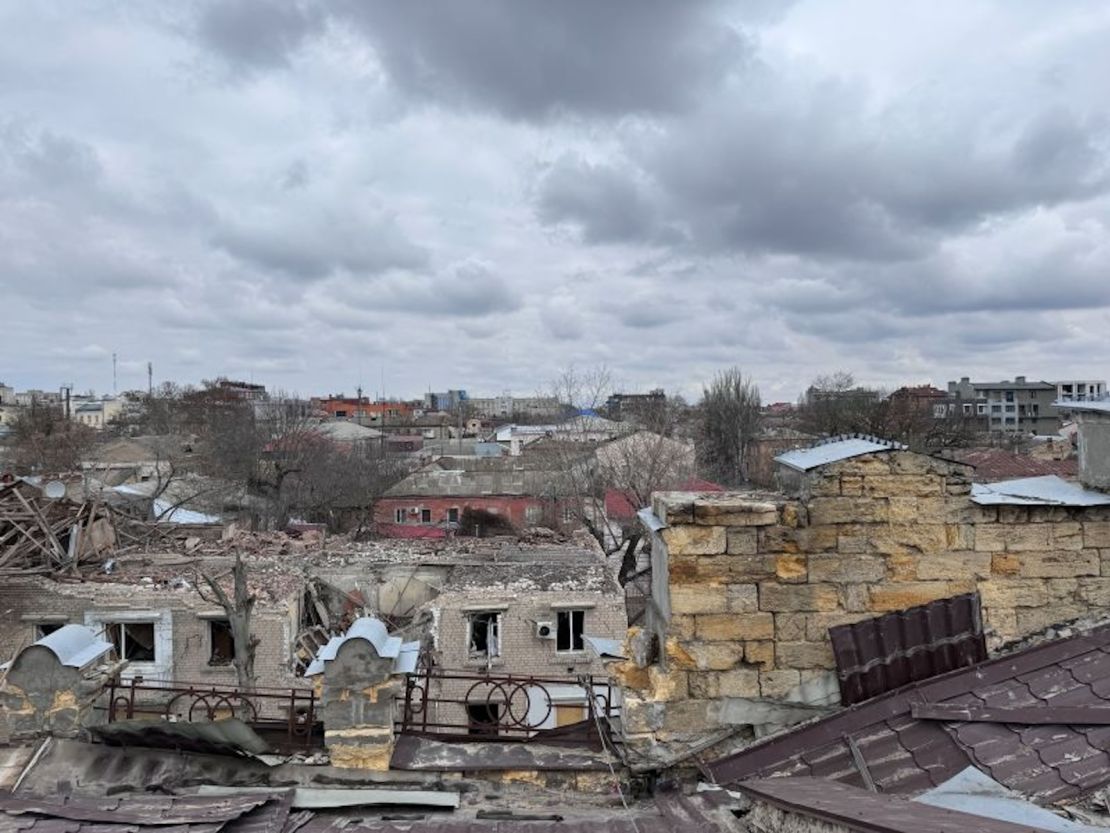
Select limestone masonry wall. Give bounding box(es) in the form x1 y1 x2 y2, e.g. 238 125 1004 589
622 451 1110 755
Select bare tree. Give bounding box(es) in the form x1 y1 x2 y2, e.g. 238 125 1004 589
698 367 762 487
538 367 695 581
8 405 97 474
196 551 258 692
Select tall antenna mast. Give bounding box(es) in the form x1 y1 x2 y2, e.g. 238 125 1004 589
147 361 153 396
112 352 118 395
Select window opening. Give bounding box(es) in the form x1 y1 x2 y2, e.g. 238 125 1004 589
468 611 501 658
209 619 235 666
466 702 501 736
106 622 156 661
556 609 585 652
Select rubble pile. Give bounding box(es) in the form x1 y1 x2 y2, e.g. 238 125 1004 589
0 479 117 575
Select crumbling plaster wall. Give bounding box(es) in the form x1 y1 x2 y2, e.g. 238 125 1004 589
0 577 303 690
621 451 1110 756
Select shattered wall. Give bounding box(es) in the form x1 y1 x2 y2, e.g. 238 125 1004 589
622 450 1110 760
0 576 303 690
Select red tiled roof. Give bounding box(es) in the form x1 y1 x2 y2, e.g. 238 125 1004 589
954 449 1077 482
604 478 725 519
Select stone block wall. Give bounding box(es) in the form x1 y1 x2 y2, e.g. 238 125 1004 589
621 451 1110 756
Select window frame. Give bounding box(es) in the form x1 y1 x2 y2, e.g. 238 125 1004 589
467 611 502 659
556 609 585 653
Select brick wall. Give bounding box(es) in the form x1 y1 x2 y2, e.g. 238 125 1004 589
621 450 1110 756
0 577 304 691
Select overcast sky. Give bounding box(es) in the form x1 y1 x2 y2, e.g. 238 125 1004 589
3 1 1110 403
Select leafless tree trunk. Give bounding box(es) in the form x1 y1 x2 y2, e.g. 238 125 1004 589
196 551 258 692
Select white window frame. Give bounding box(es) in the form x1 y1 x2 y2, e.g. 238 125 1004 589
467 611 502 659
84 609 173 681
394 507 406 524
556 609 585 653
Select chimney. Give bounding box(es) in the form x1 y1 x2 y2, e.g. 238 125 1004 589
1015 376 1026 384
1077 411 1110 492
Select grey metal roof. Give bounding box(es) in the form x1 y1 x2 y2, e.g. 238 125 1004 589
197 785 460 810
914 767 1102 833
92 717 272 757
740 777 1046 833
304 617 419 676
970 475 1110 507
1055 398 1110 414
33 624 114 668
775 435 907 472
584 635 626 659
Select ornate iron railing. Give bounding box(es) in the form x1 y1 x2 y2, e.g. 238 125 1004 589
101 677 319 750
398 667 617 747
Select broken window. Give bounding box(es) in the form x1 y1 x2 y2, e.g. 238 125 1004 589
468 611 501 658
208 619 235 666
394 508 406 523
106 622 156 661
466 702 501 736
556 609 585 652
35 622 63 639
420 508 432 524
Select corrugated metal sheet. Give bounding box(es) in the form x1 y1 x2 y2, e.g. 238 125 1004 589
30 624 114 669
970 476 1110 507
584 635 626 659
914 767 1103 832
91 718 272 757
740 776 1045 833
707 621 1110 804
305 618 417 677
830 593 986 706
774 435 907 472
0 792 285 833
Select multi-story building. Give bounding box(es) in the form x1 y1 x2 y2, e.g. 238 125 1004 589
423 389 468 412
1056 380 1107 403
467 394 562 420
0 382 14 406
605 389 667 423
946 376 1059 434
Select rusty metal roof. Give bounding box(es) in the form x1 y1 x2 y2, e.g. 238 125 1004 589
739 777 1048 833
708 622 1110 804
0 792 291 833
830 593 987 706
0 790 743 833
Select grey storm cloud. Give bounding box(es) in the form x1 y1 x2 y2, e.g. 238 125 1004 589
212 210 427 280
6 0 1110 399
193 0 326 72
335 0 748 119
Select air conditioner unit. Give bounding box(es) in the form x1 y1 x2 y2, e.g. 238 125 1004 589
535 621 556 640
409 506 420 514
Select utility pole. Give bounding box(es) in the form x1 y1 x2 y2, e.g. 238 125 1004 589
60 384 72 421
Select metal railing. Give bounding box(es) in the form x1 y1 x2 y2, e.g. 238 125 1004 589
398 667 617 748
101 676 319 750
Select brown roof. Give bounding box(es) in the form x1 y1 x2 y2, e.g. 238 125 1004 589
954 449 1077 482
830 593 986 706
739 776 1047 833
708 622 1110 804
